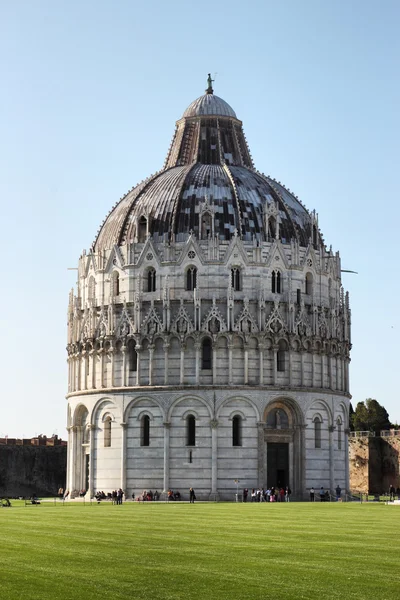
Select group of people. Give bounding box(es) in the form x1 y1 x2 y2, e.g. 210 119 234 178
309 485 342 501
389 485 400 501
139 490 161 501
244 486 292 502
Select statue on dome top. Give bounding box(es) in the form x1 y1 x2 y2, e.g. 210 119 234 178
206 73 214 94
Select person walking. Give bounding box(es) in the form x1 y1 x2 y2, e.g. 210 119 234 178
189 487 196 503
310 487 315 502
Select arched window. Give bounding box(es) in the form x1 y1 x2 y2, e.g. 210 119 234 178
337 417 342 450
201 338 212 370
277 340 286 372
138 216 147 243
268 216 276 240
232 415 242 447
231 267 241 291
88 276 96 300
128 339 137 371
104 416 112 447
271 270 281 294
314 416 322 449
147 268 156 292
186 266 197 291
111 271 120 297
141 415 150 447
306 273 313 296
187 415 196 446
202 213 212 239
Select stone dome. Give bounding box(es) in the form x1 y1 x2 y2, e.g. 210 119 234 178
93 88 317 251
182 93 237 118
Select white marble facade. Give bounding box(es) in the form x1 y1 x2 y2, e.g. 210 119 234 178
66 85 351 500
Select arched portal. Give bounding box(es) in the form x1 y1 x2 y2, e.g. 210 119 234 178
261 398 304 495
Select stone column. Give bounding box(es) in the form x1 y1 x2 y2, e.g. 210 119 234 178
135 347 141 386
228 344 233 385
257 422 265 487
195 343 200 385
163 422 171 493
164 342 169 385
100 346 105 388
321 352 325 388
110 345 115 387
69 425 78 494
289 349 293 386
300 351 304 387
311 352 315 388
66 426 73 493
83 352 88 391
244 347 248 384
91 349 96 389
328 354 332 390
148 346 154 386
210 419 219 500
293 424 306 498
272 346 277 385
88 424 96 498
180 345 185 385
120 422 128 492
344 428 350 492
212 342 217 384
328 425 335 494
77 352 82 391
259 347 264 385
121 345 127 386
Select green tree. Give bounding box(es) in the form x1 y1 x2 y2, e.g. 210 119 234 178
349 402 355 430
352 398 391 434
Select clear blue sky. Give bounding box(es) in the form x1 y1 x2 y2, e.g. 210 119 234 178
1 0 399 437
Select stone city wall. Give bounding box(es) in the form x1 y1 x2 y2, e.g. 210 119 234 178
349 432 400 494
0 442 67 497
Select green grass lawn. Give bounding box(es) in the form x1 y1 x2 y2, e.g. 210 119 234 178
0 501 399 600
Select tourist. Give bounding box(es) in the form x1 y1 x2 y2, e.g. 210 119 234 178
319 486 325 502
309 487 315 501
243 488 248 502
335 485 342 501
389 484 395 501
189 487 196 503
285 486 291 502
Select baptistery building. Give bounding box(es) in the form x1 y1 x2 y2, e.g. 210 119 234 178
66 79 351 500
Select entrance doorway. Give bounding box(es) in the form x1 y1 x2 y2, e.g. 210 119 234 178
267 442 289 488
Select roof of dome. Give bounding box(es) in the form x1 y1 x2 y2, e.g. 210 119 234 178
93 83 319 251
182 93 237 119
94 165 313 249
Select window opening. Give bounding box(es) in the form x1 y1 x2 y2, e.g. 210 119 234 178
186 267 197 291
138 217 147 243
104 417 112 447
277 340 286 372
231 268 241 291
187 415 196 446
314 417 322 449
141 415 150 447
128 340 137 371
202 338 212 370
232 415 242 446
147 268 156 292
